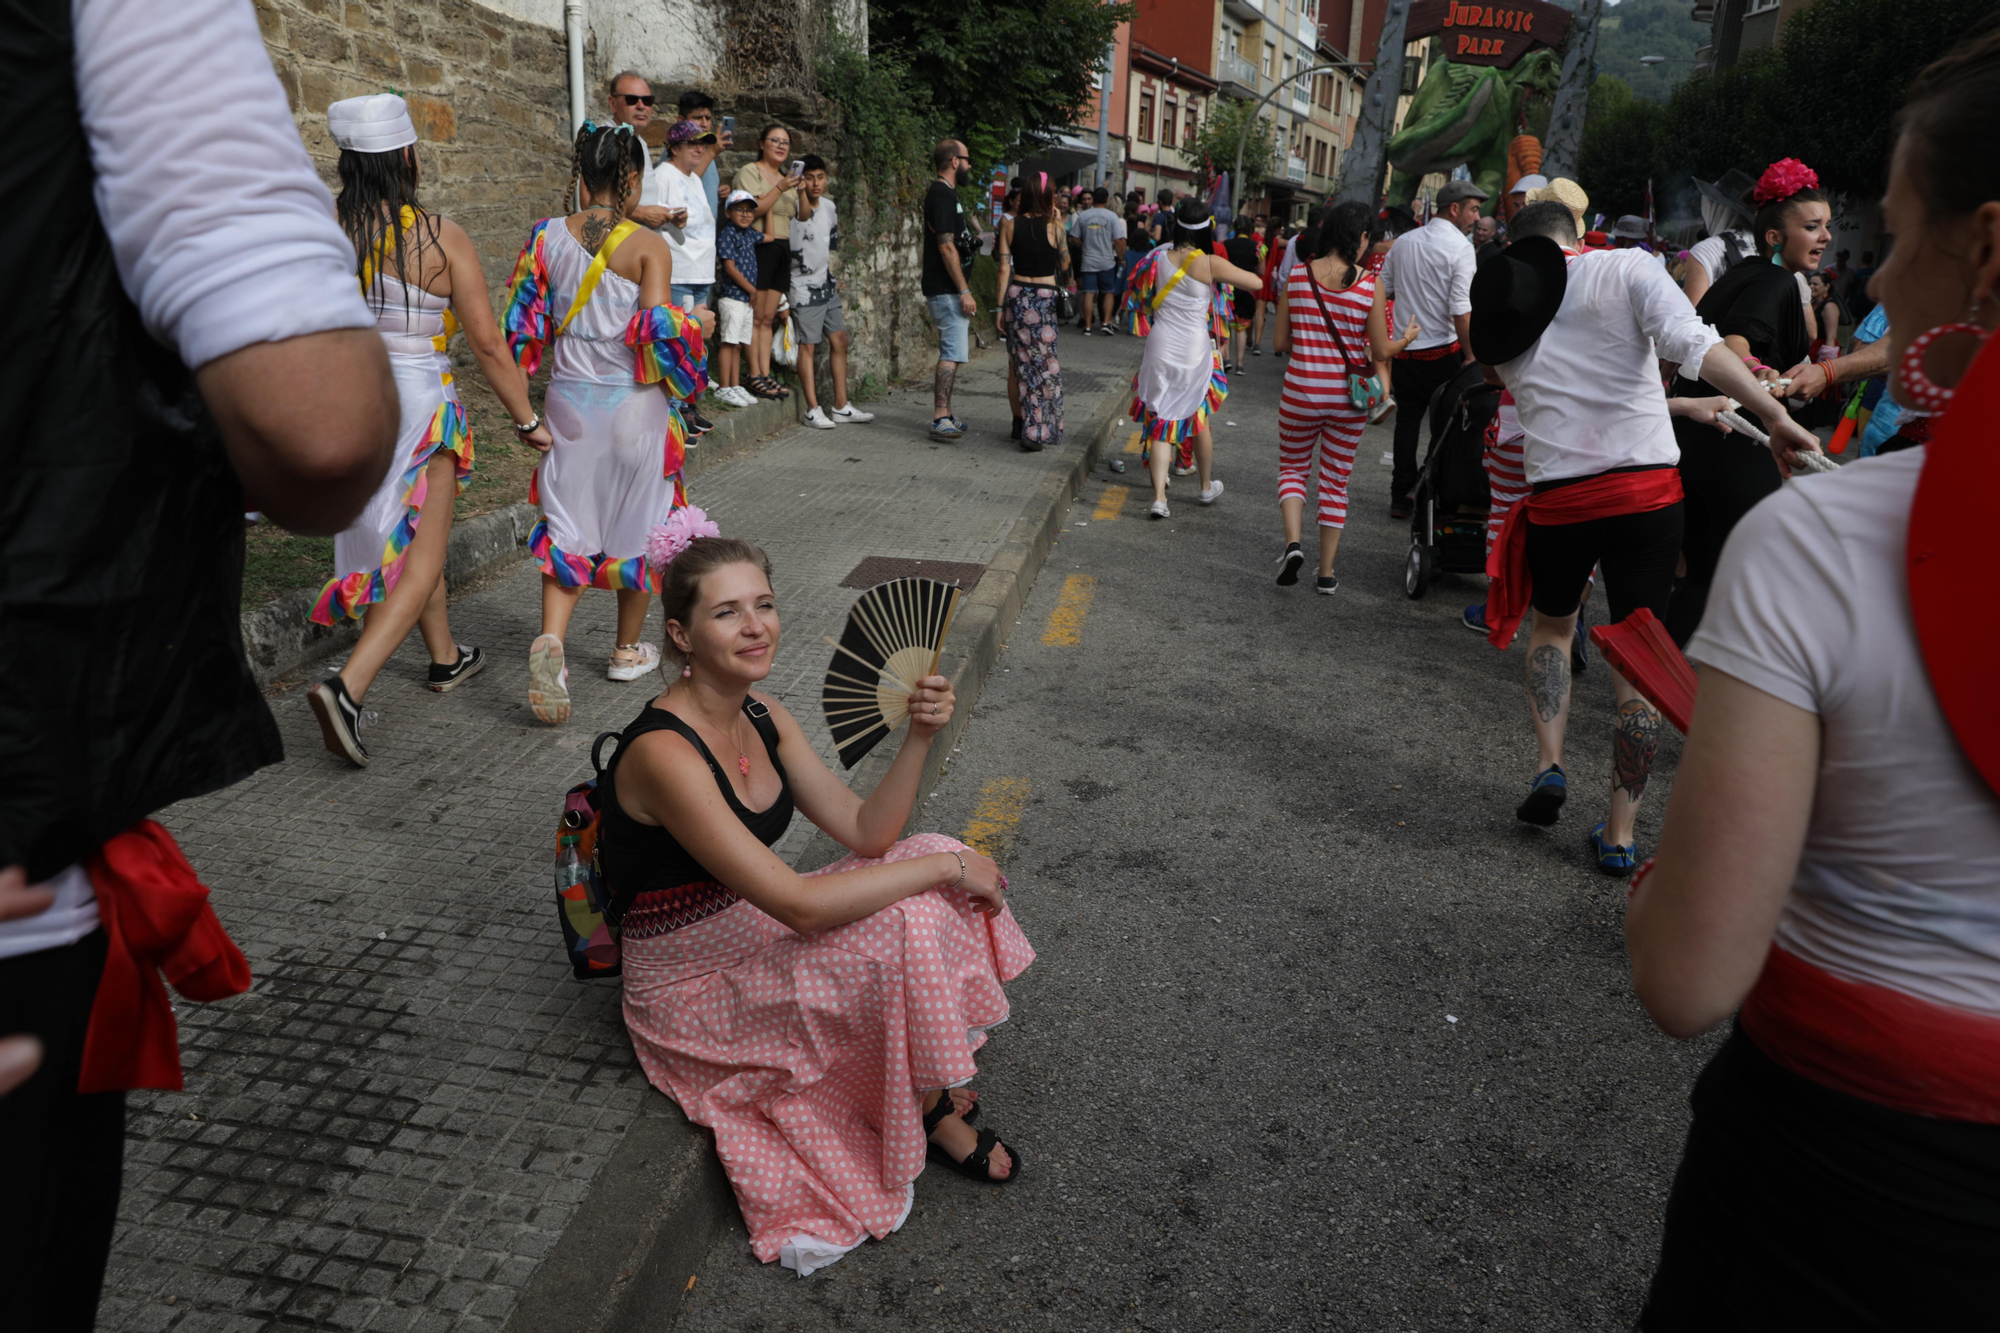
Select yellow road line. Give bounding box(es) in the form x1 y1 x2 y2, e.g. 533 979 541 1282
1042 574 1096 646
1091 485 1129 522
1122 430 1144 455
961 777 1030 858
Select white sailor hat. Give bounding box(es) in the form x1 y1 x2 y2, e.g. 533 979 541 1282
327 94 418 153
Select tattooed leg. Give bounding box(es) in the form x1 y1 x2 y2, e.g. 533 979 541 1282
934 360 957 419
1606 679 1660 846
1525 611 1578 772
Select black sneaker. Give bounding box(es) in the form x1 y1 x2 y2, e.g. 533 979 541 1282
308 676 369 767
685 408 714 436
1275 542 1304 587
1079 325 1093 337
1315 574 1340 596
1516 764 1568 826
1389 503 1413 521
427 644 485 693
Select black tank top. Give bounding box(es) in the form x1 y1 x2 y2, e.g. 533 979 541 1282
1008 214 1062 279
596 699 794 938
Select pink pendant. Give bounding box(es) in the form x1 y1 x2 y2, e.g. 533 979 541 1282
738 755 751 777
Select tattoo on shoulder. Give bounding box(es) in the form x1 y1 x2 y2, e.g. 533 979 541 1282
1612 698 1660 801
1528 644 1569 723
582 212 612 254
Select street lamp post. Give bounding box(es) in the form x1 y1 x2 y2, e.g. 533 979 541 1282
1229 59 1372 222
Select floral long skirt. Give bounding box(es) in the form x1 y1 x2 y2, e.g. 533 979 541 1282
1005 284 1064 449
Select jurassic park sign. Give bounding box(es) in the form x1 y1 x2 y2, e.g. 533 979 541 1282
1405 0 1573 68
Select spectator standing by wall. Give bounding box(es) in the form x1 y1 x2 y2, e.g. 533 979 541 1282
789 156 874 430
605 71 665 217
922 138 977 440
1071 185 1127 336
732 123 805 401
1379 178 1484 518
712 190 761 407
0 0 400 1320
676 89 729 222
654 119 719 435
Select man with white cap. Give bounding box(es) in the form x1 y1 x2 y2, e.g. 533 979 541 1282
1378 177 1486 517
1506 172 1549 222
0 0 396 1320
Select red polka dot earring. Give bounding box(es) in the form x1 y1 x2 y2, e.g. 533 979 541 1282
1898 310 1993 415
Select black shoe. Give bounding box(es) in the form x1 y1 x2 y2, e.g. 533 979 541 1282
686 408 714 436
427 644 485 693
1389 503 1413 521
1315 574 1340 595
1571 626 1590 675
1515 765 1568 826
1011 415 1024 441
308 676 369 767
1275 542 1304 586
1018 436 1044 453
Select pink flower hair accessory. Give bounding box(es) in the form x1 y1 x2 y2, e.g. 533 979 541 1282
645 504 721 571
1753 158 1819 205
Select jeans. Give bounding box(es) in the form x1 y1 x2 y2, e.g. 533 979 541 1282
929 292 969 363
671 283 713 312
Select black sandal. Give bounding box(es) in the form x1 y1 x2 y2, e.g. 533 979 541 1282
922 1091 1019 1184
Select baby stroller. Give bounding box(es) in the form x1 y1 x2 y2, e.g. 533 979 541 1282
1404 362 1501 599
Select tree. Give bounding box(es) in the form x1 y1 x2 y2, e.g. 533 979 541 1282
1184 99 1281 206
1576 74 1663 221
867 0 1132 174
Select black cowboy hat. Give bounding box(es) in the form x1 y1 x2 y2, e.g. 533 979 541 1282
1693 169 1757 224
1470 234 1569 366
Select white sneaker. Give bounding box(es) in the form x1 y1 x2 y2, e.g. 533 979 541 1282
607 641 660 681
803 406 838 430
1198 478 1225 505
528 634 570 725
831 403 875 423
1148 499 1170 519
731 386 759 407
1171 462 1196 477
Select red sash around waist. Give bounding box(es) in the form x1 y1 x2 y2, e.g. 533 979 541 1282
1741 944 2000 1123
1483 468 1684 649
1396 340 1460 362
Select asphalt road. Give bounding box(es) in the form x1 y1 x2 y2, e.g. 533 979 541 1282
674 346 1717 1331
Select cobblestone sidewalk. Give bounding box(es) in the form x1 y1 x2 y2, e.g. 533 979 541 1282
102 330 1142 1332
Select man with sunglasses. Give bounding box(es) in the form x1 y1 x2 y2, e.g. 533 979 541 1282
606 71 675 234
923 139 977 439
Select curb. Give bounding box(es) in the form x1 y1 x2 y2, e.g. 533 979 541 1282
500 366 1129 1333
238 388 809 687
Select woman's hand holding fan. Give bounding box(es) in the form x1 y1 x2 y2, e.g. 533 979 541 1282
822 576 966 768
904 676 955 739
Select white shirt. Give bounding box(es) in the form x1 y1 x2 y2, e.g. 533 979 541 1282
1380 217 1475 352
1274 234 1301 292
653 158 715 285
1494 248 1721 484
3 0 374 963
74 0 373 370
1687 229 1755 286
1688 450 2000 1018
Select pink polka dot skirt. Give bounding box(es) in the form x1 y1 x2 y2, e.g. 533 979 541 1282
619 833 1036 1268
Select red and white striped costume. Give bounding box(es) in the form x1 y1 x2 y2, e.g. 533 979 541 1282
1482 390 1529 557
1277 263 1377 529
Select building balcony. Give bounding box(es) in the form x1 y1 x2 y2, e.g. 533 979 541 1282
1222 0 1263 21
1286 155 1309 184
1218 49 1262 98
1290 79 1312 111
1689 2 1716 18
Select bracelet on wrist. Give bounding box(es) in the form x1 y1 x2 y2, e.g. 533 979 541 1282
512 412 542 434
948 851 967 890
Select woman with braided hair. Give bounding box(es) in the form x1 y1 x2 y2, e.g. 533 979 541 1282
505 121 707 725
305 95 552 768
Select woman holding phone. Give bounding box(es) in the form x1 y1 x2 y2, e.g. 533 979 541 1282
732 124 804 400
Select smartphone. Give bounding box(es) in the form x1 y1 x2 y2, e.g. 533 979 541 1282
722 115 735 137
788 160 804 177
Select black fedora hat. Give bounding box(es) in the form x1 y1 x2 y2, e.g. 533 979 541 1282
1470 234 1569 366
1694 169 1757 224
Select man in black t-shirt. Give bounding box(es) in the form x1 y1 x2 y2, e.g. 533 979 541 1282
922 139 976 439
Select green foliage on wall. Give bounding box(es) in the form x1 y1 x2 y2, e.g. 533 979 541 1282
1185 99 1281 199
816 31 944 242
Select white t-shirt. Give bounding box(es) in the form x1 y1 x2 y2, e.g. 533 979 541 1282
2 0 374 963
1274 234 1302 292
1494 248 1721 484
1688 449 2000 1018
1379 217 1475 352
652 158 715 286
788 196 838 308
1687 229 1756 287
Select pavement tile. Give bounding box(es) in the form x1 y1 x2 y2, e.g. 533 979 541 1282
100 332 1141 1329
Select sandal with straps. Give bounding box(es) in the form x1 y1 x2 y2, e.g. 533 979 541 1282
922 1090 1019 1184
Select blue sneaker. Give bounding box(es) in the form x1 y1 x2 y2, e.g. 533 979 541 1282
928 416 967 440
1515 764 1567 826
1462 603 1488 633
1590 822 1639 877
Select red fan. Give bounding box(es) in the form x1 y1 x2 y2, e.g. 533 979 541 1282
1588 608 1699 735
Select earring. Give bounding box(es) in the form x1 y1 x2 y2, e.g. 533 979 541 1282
1898 317 1993 415
681 663 693 678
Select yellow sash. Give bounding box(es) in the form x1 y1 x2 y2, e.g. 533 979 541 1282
359 206 460 352
1148 246 1201 318
555 220 640 337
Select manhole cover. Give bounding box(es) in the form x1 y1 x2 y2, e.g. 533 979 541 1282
839 557 986 592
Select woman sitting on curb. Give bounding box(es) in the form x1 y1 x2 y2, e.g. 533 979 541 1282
599 528 1034 1275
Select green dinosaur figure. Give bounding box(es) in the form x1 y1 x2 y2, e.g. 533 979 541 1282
1386 50 1561 212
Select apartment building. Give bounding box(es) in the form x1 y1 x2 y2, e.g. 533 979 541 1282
1696 0 1818 70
